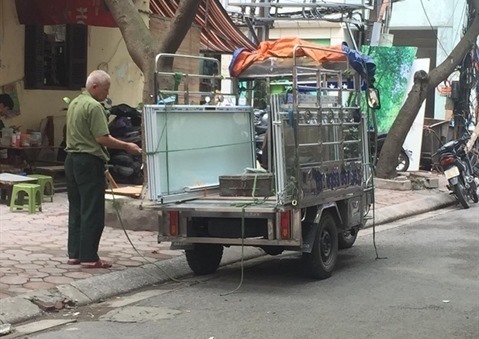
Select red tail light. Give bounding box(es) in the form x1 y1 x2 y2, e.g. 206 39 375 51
280 211 291 239
440 156 455 167
168 211 179 236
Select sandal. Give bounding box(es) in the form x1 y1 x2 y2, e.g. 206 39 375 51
67 259 80 265
80 260 112 269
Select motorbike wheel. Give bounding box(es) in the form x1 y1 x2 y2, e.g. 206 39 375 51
468 181 478 203
453 182 470 209
396 149 410 172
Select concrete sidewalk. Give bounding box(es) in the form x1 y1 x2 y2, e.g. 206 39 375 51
0 171 458 327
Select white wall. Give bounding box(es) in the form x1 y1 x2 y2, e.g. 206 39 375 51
389 0 467 119
0 0 143 146
87 27 143 107
269 23 347 46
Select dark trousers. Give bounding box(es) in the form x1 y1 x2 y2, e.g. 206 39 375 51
65 153 106 262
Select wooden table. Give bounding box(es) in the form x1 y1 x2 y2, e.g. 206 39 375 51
0 173 38 205
0 145 61 168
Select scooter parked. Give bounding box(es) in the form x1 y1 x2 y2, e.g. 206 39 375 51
433 128 479 209
368 131 410 172
254 109 268 163
107 103 143 185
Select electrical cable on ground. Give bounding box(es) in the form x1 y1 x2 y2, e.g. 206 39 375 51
220 173 271 296
107 176 200 285
220 206 246 296
370 177 387 261
367 107 387 261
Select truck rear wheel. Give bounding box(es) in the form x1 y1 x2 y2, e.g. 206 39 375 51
303 212 338 279
185 244 223 275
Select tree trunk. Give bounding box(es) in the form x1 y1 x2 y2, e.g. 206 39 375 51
156 0 201 91
104 0 201 104
375 0 479 179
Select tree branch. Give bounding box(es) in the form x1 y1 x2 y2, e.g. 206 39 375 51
157 0 201 71
104 0 156 72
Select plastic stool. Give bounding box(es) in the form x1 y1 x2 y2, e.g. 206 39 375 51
10 183 42 213
28 174 54 202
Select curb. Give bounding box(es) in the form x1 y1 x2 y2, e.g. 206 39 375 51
0 247 264 326
365 192 457 227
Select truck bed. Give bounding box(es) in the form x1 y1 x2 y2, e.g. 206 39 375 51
156 194 280 214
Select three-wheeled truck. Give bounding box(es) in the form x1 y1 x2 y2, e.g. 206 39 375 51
144 48 375 279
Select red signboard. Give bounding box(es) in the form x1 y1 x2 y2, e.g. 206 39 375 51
15 0 117 27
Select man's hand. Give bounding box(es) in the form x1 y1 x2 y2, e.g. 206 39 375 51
125 142 142 156
96 135 142 156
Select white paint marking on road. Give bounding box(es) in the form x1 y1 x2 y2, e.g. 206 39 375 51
99 306 181 323
100 289 174 308
14 319 77 335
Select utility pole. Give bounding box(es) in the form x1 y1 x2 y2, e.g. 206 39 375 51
256 0 270 42
369 0 395 46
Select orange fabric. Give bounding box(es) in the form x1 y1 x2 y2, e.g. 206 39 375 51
231 37 347 77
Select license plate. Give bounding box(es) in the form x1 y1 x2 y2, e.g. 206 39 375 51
444 166 460 179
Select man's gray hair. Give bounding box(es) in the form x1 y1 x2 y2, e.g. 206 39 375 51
86 70 111 88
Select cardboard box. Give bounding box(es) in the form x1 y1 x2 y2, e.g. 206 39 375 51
219 173 274 197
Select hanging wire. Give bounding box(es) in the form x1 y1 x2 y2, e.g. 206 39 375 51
419 0 449 56
107 178 200 285
204 0 212 53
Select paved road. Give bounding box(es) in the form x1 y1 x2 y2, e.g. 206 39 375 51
13 205 479 339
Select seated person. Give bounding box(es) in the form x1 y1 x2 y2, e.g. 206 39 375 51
0 94 15 130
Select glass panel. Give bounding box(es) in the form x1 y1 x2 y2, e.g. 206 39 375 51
148 106 254 196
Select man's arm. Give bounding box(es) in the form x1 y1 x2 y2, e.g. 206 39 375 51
96 135 142 155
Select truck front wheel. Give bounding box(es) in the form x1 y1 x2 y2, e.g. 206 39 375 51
303 212 338 279
185 244 223 275
338 227 358 249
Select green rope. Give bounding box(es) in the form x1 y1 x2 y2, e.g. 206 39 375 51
222 174 270 296
144 140 253 156
173 72 183 104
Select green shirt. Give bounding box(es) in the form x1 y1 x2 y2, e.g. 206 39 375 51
65 91 110 162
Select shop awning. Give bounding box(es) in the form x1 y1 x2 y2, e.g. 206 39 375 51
15 0 117 27
15 0 256 53
150 0 256 53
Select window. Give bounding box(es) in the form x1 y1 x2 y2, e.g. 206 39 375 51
24 24 87 90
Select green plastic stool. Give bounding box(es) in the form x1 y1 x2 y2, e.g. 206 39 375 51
10 183 42 213
28 174 54 202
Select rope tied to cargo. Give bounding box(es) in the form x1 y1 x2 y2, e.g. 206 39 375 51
222 173 272 296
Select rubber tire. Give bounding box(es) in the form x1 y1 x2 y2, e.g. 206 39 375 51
469 181 478 203
185 244 223 275
338 228 358 250
303 212 338 280
453 182 470 209
396 149 410 172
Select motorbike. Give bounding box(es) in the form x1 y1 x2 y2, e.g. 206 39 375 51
254 109 268 164
369 131 410 172
433 129 479 209
107 103 143 185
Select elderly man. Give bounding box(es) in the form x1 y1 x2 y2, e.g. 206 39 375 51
64 70 141 268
